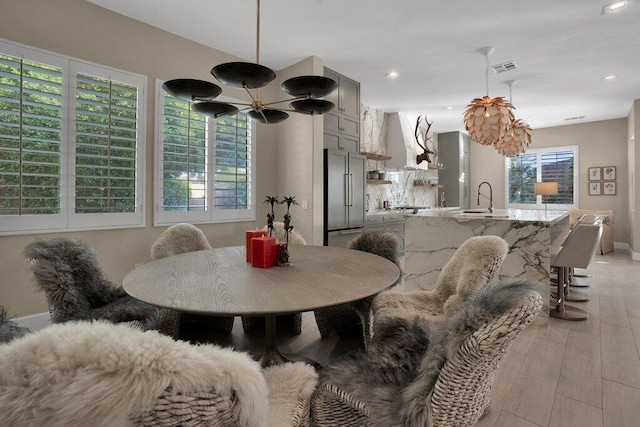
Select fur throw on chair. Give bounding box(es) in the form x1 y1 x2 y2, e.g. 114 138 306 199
23 238 178 338
0 308 31 343
0 321 268 427
151 223 212 260
315 279 542 427
346 229 401 273
372 235 508 337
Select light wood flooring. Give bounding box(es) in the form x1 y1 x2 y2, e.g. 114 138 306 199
185 249 640 427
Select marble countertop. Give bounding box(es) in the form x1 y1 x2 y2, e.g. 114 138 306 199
408 208 569 224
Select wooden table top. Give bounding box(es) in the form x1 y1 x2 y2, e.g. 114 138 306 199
123 245 400 316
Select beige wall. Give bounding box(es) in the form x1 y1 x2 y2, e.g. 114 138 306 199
0 0 321 316
631 100 640 253
469 118 630 244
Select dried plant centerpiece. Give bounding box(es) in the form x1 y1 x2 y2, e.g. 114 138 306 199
278 196 298 265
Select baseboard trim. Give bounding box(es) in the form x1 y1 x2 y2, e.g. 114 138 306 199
614 242 640 261
14 312 51 331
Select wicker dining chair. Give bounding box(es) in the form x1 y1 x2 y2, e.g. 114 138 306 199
242 222 306 335
0 321 318 427
311 279 543 426
371 235 508 339
23 237 179 339
151 223 235 335
313 229 401 344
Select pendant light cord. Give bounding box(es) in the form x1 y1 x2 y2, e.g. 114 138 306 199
485 54 490 96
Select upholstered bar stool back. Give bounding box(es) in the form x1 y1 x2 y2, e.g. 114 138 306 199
550 221 603 321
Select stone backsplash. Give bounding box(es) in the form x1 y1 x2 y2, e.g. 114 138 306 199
361 104 438 211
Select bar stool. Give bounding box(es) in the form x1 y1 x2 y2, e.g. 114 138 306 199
550 220 603 321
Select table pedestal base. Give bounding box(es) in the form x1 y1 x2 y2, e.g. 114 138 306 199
258 315 321 369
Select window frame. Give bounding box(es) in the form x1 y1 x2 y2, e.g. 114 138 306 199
153 79 256 227
505 145 579 210
0 38 146 236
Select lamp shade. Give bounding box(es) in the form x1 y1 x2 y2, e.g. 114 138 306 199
495 119 532 157
534 182 558 196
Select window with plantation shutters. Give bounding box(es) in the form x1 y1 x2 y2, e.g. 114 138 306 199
0 39 146 235
505 145 578 210
155 81 255 226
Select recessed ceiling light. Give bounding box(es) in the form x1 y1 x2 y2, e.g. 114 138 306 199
602 74 617 81
444 106 454 111
602 1 628 14
385 71 399 79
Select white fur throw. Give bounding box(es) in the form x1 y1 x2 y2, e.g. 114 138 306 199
0 321 268 427
264 362 318 426
151 223 212 260
263 222 307 245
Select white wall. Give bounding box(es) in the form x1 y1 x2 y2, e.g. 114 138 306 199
469 118 630 244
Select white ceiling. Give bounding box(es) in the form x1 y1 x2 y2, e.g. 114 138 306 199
88 0 640 133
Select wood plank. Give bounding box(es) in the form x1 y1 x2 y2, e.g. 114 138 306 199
602 379 640 427
502 337 565 426
557 331 602 408
549 393 602 427
600 322 640 389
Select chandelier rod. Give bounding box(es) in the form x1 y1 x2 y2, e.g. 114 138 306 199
256 0 261 65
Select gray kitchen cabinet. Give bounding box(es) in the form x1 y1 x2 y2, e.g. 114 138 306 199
323 67 360 152
325 149 365 231
437 131 470 209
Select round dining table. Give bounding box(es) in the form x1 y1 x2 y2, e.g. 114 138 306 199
123 244 400 366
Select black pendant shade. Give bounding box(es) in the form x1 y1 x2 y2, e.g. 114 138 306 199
281 76 338 98
162 79 222 101
211 62 276 89
247 109 289 124
192 102 240 118
290 99 335 115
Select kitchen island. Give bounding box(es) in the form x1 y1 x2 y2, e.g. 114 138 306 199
403 208 570 320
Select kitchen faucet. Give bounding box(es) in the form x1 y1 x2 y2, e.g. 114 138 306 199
477 182 494 212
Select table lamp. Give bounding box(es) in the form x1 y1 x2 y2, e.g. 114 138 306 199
535 182 558 214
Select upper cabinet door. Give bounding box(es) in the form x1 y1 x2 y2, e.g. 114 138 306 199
339 75 360 120
324 68 340 109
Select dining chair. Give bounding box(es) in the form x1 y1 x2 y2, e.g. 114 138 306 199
310 279 543 427
151 223 235 335
0 306 31 344
23 238 179 339
371 235 508 339
550 220 603 321
0 321 318 427
242 221 306 335
313 229 401 343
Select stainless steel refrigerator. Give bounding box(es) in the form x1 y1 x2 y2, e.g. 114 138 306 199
324 149 365 246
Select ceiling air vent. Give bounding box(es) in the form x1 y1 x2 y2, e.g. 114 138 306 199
564 116 586 121
490 61 518 74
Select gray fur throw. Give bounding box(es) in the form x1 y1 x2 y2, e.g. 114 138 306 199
23 238 157 324
317 279 541 426
0 308 31 344
347 229 401 268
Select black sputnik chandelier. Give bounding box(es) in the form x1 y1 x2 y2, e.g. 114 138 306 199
162 0 337 124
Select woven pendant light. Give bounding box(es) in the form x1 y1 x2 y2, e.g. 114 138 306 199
494 81 532 157
463 47 514 146
495 119 532 157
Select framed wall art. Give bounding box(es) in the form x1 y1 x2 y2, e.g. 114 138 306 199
603 166 616 180
588 167 601 181
589 181 601 196
603 181 616 195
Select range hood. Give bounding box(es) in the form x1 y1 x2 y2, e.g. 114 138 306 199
385 112 429 170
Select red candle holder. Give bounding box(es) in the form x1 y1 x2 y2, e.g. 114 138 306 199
246 230 268 262
251 236 278 268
